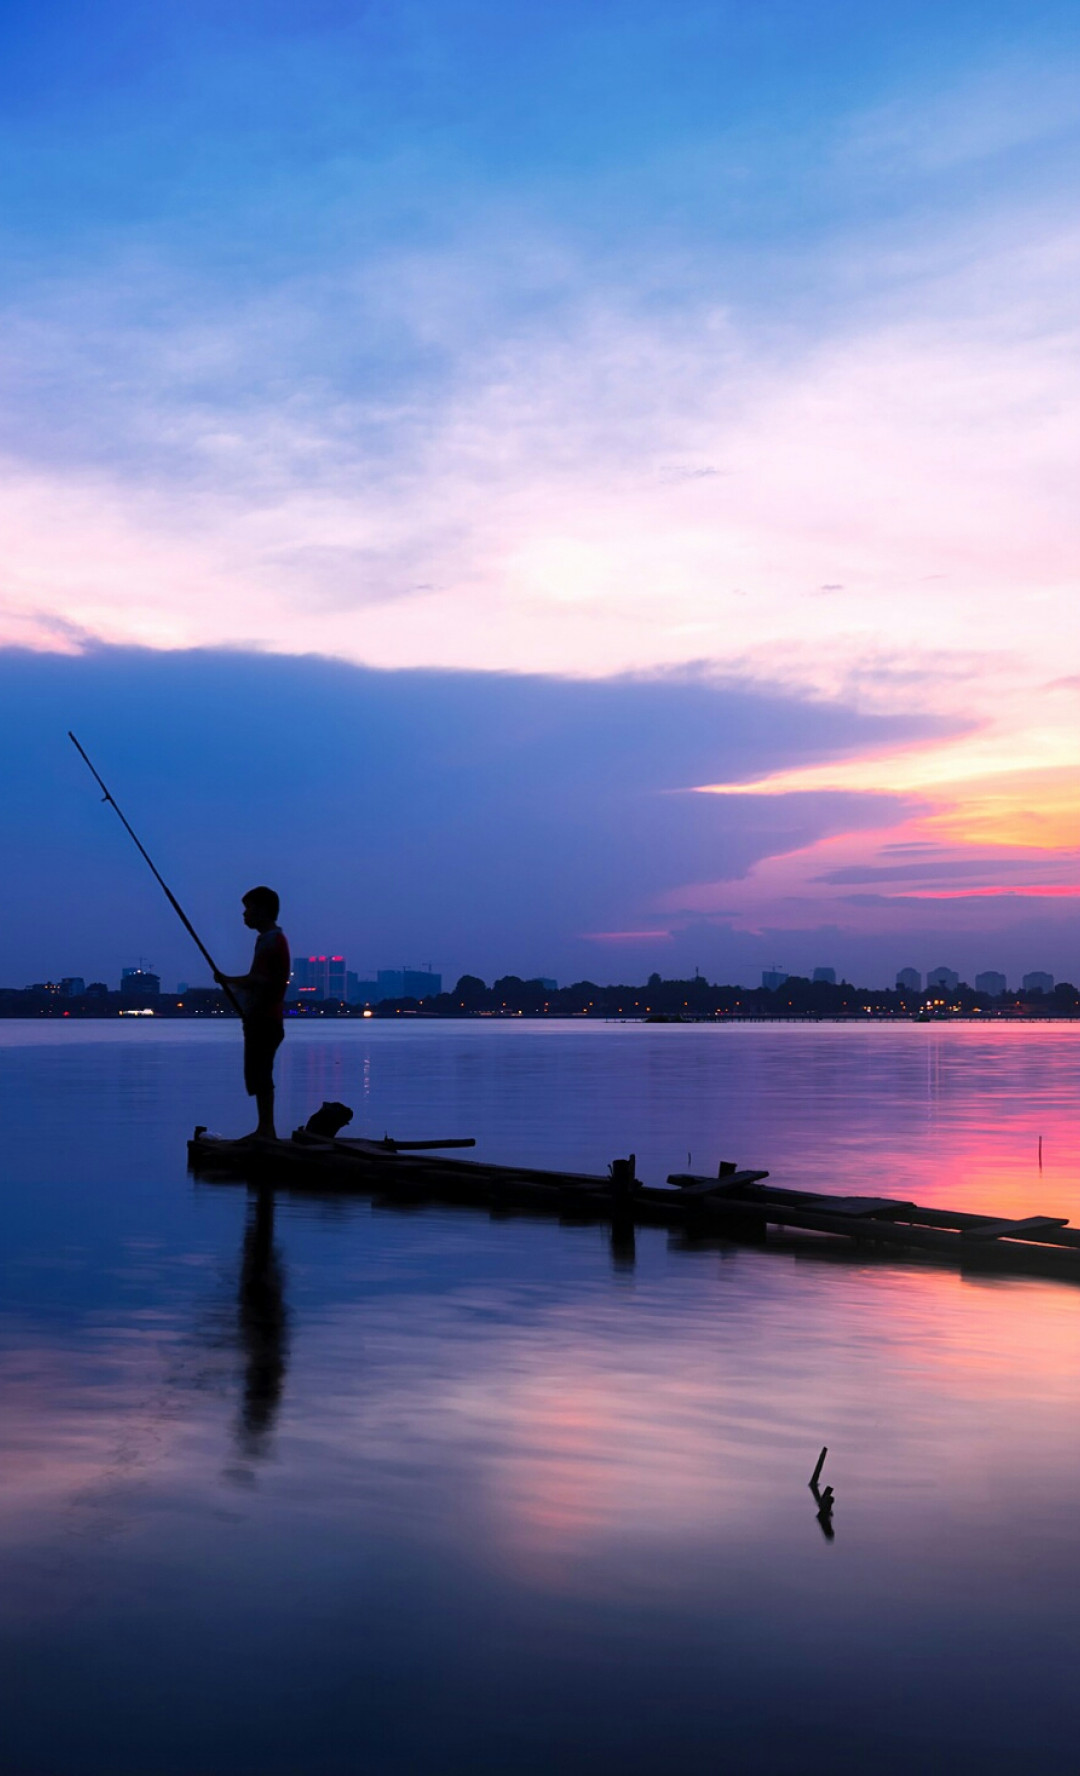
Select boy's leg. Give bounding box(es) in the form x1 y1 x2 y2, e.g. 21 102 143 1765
257 1024 285 1138
243 1022 282 1140
254 1082 276 1140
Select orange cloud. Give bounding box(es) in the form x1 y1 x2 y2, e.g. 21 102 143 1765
925 769 1080 852
680 733 1080 929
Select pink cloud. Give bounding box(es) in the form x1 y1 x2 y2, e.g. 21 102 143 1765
581 930 673 942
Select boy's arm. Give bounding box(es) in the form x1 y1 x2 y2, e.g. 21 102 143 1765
217 932 288 998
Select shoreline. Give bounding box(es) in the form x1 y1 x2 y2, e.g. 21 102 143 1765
2 1006 1078 1024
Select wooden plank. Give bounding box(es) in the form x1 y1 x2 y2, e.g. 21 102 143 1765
875 1204 1080 1246
289 1133 615 1193
961 1215 1069 1242
804 1196 917 1219
668 1177 915 1218
667 1170 770 1198
699 1200 1080 1271
334 1136 477 1152
684 1180 1068 1237
383 1153 614 1193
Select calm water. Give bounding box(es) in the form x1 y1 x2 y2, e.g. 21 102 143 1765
4 1020 1080 1774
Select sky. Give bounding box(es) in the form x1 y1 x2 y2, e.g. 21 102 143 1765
2 0 1079 988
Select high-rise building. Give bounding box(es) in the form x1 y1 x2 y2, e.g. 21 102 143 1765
896 967 922 992
975 971 1007 996
762 969 788 991
812 967 836 985
289 957 319 999
926 966 959 990
60 977 86 997
121 967 160 999
1022 971 1054 994
290 956 347 1001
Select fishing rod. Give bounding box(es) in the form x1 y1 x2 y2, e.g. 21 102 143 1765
68 732 244 1018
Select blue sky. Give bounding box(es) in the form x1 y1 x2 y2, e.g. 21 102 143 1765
2 0 1079 984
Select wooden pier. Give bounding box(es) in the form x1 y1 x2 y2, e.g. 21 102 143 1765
188 1127 1080 1282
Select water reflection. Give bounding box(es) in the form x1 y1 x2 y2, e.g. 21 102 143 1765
235 1189 288 1460
6 1024 1080 1773
609 1211 636 1273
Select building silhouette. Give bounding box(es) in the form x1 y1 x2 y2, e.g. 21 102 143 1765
290 956 347 1001
762 969 788 991
927 966 959 991
896 967 921 992
121 967 160 1000
812 967 836 985
975 971 1007 996
1022 971 1054 994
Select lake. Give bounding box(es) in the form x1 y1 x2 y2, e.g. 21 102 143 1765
3 1019 1080 1774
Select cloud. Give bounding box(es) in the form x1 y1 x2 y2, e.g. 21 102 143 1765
657 765 1080 984
0 643 952 987
817 854 1080 887
842 56 1080 175
582 931 673 943
1 106 1079 710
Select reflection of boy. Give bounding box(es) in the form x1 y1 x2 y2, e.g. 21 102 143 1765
214 886 290 1140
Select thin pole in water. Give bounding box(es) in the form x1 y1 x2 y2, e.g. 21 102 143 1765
68 732 243 1018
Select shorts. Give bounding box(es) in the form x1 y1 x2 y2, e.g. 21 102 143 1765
243 1019 284 1097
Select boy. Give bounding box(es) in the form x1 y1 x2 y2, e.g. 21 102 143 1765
215 886 291 1140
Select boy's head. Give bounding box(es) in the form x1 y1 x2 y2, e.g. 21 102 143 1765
242 885 280 930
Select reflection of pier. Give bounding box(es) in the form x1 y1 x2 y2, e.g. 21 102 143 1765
236 1189 288 1459
191 1128 1080 1284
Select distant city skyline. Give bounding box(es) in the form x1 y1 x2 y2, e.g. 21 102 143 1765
8 954 1068 1001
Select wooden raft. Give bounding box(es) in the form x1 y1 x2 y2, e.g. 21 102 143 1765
667 1171 1078 1255
187 1128 1080 1281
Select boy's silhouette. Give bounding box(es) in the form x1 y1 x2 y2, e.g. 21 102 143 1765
215 886 290 1140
